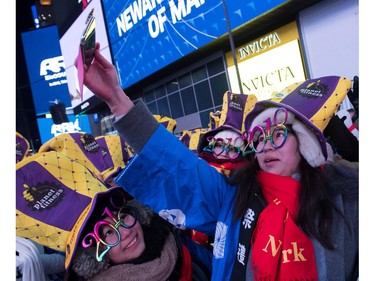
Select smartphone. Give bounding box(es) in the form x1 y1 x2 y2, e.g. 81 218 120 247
80 9 96 68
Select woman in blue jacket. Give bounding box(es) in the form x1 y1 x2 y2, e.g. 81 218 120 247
80 43 358 281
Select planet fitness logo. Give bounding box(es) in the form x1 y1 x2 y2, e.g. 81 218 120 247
297 79 329 99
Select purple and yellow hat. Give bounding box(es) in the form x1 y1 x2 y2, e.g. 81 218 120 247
178 128 209 155
38 132 130 184
16 132 30 163
208 110 221 131
16 150 128 271
244 76 352 167
197 91 257 155
153 114 177 133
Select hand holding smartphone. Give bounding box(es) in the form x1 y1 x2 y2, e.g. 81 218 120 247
77 9 96 101
80 9 96 68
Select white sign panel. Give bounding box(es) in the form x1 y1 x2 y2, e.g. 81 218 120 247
228 39 306 101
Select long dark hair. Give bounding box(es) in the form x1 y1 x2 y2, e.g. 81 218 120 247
228 155 343 250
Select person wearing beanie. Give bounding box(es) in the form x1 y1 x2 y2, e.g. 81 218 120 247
80 44 358 281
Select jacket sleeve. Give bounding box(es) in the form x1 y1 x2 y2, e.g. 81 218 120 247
113 100 159 154
113 101 235 235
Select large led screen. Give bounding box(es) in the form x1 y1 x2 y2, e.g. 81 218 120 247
59 0 112 115
21 25 71 116
37 114 92 144
102 0 286 89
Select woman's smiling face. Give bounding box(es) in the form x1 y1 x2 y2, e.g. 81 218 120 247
103 215 146 264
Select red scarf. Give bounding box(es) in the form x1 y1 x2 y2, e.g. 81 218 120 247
179 244 193 281
208 161 247 176
251 171 318 281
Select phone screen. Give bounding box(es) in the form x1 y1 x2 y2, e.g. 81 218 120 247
80 9 96 68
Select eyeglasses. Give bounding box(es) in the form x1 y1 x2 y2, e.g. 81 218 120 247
82 206 137 261
249 124 290 154
203 108 294 157
203 137 244 160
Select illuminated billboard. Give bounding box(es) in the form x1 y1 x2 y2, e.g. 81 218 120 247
37 114 92 144
21 25 71 116
101 0 287 89
226 22 307 100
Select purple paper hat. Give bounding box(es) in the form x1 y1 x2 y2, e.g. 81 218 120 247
39 132 130 184
178 128 209 155
94 134 131 179
15 150 130 271
197 91 257 154
208 110 221 130
16 132 30 163
153 114 177 133
244 76 352 167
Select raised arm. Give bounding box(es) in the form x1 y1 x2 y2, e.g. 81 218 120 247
83 43 133 117
80 44 233 235
81 43 158 153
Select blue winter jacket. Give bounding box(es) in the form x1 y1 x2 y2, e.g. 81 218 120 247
113 101 358 281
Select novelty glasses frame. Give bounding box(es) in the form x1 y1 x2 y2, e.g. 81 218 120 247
202 108 291 157
82 206 137 262
203 136 242 159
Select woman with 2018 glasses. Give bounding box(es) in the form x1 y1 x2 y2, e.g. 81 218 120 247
80 43 358 281
65 192 213 281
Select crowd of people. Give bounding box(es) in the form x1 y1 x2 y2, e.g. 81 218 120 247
16 42 359 281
